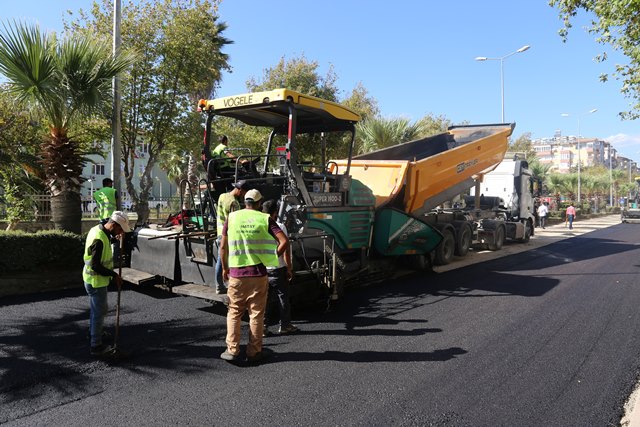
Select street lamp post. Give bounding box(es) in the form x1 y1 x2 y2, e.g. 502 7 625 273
561 109 597 204
475 45 531 123
155 176 162 199
609 144 613 207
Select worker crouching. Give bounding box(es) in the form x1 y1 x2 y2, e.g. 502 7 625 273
219 189 289 364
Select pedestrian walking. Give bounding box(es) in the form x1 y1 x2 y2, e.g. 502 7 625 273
214 180 250 294
83 211 131 356
537 202 549 229
219 189 289 364
566 203 577 230
93 178 119 223
262 199 298 337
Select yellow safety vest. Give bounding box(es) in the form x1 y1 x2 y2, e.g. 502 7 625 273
82 225 113 288
217 192 240 235
227 209 278 268
93 187 117 220
212 143 232 169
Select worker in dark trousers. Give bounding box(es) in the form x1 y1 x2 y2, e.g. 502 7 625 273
83 211 131 356
262 199 299 336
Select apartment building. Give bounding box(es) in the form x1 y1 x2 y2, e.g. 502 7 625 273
81 142 173 209
532 133 636 174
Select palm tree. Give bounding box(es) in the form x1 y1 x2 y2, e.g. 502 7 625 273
356 117 423 155
0 22 132 233
528 159 551 196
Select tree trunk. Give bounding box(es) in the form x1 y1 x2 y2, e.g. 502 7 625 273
50 191 82 234
137 201 150 225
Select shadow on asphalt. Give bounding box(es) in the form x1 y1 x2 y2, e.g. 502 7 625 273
0 304 223 416
318 235 637 321
0 287 86 308
270 347 468 363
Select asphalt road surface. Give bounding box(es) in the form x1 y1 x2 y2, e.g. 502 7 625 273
2 216 640 426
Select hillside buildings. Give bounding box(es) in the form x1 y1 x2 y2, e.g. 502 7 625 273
532 132 637 176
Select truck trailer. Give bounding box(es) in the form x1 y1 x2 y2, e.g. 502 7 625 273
123 89 516 305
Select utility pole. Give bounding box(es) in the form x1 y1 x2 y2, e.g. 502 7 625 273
111 0 122 209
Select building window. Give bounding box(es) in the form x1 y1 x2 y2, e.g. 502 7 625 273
92 163 105 175
135 142 150 158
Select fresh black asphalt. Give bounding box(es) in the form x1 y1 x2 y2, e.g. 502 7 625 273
2 222 640 426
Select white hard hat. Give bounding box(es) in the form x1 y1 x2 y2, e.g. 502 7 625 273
110 211 131 232
244 189 263 202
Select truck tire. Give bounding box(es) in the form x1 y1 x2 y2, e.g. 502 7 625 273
455 223 472 257
434 229 455 265
518 220 531 243
408 253 433 272
487 224 505 251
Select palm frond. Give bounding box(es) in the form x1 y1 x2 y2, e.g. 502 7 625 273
0 21 60 111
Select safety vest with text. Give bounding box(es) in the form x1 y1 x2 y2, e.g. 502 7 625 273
227 209 278 268
82 225 113 288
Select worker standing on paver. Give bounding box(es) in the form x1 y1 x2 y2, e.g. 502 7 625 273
219 189 289 364
93 178 119 223
83 211 131 356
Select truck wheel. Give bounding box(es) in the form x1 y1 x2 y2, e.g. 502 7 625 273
408 253 433 272
487 225 505 251
434 229 455 265
455 223 472 257
519 221 531 243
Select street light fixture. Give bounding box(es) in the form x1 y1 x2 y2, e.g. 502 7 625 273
475 45 531 123
561 108 598 204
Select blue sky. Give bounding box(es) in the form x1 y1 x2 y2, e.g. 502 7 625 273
4 0 640 162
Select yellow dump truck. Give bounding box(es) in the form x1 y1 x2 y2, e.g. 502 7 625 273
125 89 518 305
331 123 531 266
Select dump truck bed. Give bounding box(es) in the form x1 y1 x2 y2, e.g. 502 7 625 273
333 124 513 215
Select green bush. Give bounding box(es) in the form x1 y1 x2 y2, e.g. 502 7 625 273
0 230 85 274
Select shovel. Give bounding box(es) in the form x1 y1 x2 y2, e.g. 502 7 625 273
106 235 129 362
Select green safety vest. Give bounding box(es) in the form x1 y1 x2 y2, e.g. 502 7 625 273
212 143 232 169
82 225 113 288
227 209 278 268
93 187 117 220
217 192 240 235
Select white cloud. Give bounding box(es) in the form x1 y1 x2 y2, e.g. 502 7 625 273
605 133 640 147
605 133 640 160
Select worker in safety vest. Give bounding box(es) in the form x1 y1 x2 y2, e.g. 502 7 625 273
83 211 131 356
211 135 237 171
219 189 289 364
210 135 250 177
93 178 119 222
214 180 250 294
